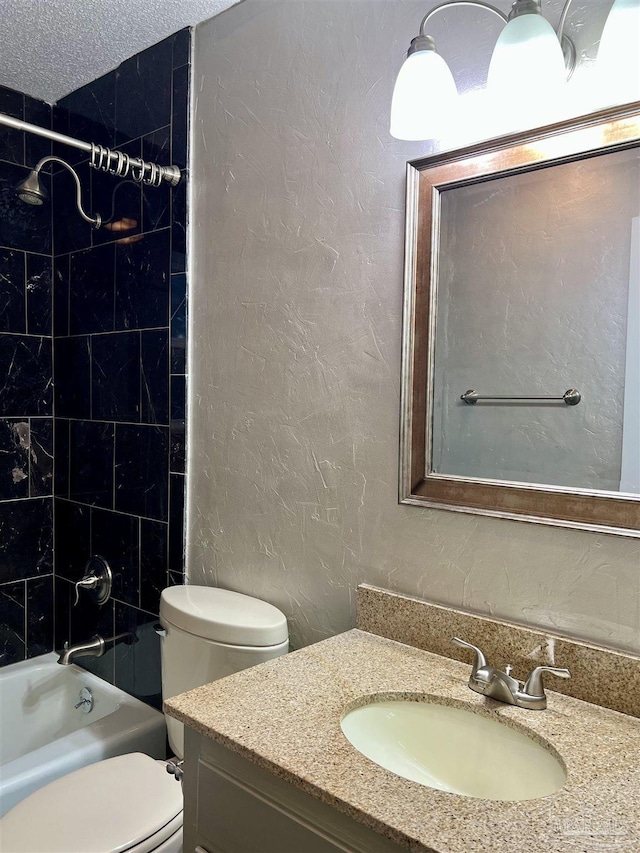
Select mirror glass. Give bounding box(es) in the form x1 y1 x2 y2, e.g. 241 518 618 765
400 104 640 537
431 147 639 493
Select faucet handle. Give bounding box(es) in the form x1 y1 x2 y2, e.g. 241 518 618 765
73 576 98 606
72 556 112 607
523 665 571 699
452 637 489 676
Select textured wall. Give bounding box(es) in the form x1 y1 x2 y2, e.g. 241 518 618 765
189 0 640 654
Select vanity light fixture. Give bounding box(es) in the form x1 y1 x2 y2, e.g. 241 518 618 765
390 0 640 141
596 0 640 105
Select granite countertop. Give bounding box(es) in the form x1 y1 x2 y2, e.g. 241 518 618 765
165 629 640 853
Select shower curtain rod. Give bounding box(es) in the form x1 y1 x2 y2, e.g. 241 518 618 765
0 112 181 187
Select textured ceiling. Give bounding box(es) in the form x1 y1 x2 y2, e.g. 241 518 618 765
1 0 240 104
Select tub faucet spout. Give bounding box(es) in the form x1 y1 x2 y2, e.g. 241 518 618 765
58 635 105 666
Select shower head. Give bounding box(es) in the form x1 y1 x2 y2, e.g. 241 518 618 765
15 156 101 228
16 169 48 206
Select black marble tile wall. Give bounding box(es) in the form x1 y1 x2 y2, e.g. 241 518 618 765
0 29 189 680
0 335 53 415
0 498 54 664
0 163 51 255
0 573 54 666
50 31 190 701
0 88 52 256
0 497 53 582
0 86 54 666
53 575 162 707
53 72 117 161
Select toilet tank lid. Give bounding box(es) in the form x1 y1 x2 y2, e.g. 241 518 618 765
160 585 288 646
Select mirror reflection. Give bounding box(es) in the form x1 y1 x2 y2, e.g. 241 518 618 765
400 103 640 536
431 147 640 494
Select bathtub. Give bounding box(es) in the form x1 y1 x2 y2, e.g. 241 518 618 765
0 652 167 817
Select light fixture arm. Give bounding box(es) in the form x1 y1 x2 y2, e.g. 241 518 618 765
556 0 574 40
419 0 508 36
508 0 543 18
33 156 101 229
555 0 577 75
418 0 576 77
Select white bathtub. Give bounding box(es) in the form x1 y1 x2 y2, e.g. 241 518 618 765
0 652 167 816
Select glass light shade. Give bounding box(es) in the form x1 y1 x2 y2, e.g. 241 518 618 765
597 0 640 105
487 13 566 100
390 48 458 141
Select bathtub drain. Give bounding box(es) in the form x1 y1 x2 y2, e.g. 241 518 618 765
74 687 94 714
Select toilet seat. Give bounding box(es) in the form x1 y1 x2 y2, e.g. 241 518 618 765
0 753 183 853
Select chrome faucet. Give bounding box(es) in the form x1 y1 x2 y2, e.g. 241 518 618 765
453 637 571 710
57 635 105 666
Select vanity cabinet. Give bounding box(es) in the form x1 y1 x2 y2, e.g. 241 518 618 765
183 727 405 853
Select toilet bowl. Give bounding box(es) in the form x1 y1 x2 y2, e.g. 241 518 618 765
0 586 288 853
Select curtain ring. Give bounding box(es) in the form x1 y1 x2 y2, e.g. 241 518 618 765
144 162 159 187
113 150 126 177
131 162 145 183
87 144 168 186
108 150 122 176
97 146 110 172
118 152 130 178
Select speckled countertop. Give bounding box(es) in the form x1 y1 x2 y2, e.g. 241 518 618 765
165 628 640 853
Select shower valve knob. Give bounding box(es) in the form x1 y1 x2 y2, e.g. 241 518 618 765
73 556 112 607
73 576 97 606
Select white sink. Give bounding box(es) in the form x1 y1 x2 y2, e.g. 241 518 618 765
340 699 566 801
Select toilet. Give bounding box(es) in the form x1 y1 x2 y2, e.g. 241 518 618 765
0 586 289 853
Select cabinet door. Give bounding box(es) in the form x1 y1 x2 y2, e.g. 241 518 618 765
195 757 357 853
184 729 404 853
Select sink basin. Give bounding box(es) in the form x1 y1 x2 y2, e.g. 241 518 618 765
340 699 566 801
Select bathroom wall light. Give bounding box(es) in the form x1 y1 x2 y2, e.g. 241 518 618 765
596 0 640 105
486 0 568 101
390 0 637 141
389 35 459 140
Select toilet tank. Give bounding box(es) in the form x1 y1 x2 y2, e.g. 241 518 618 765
159 586 288 758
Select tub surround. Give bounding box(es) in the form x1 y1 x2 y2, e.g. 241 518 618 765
0 84 54 666
52 30 191 700
165 586 640 853
0 30 190 680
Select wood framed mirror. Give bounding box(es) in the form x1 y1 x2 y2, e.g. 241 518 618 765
400 102 640 537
